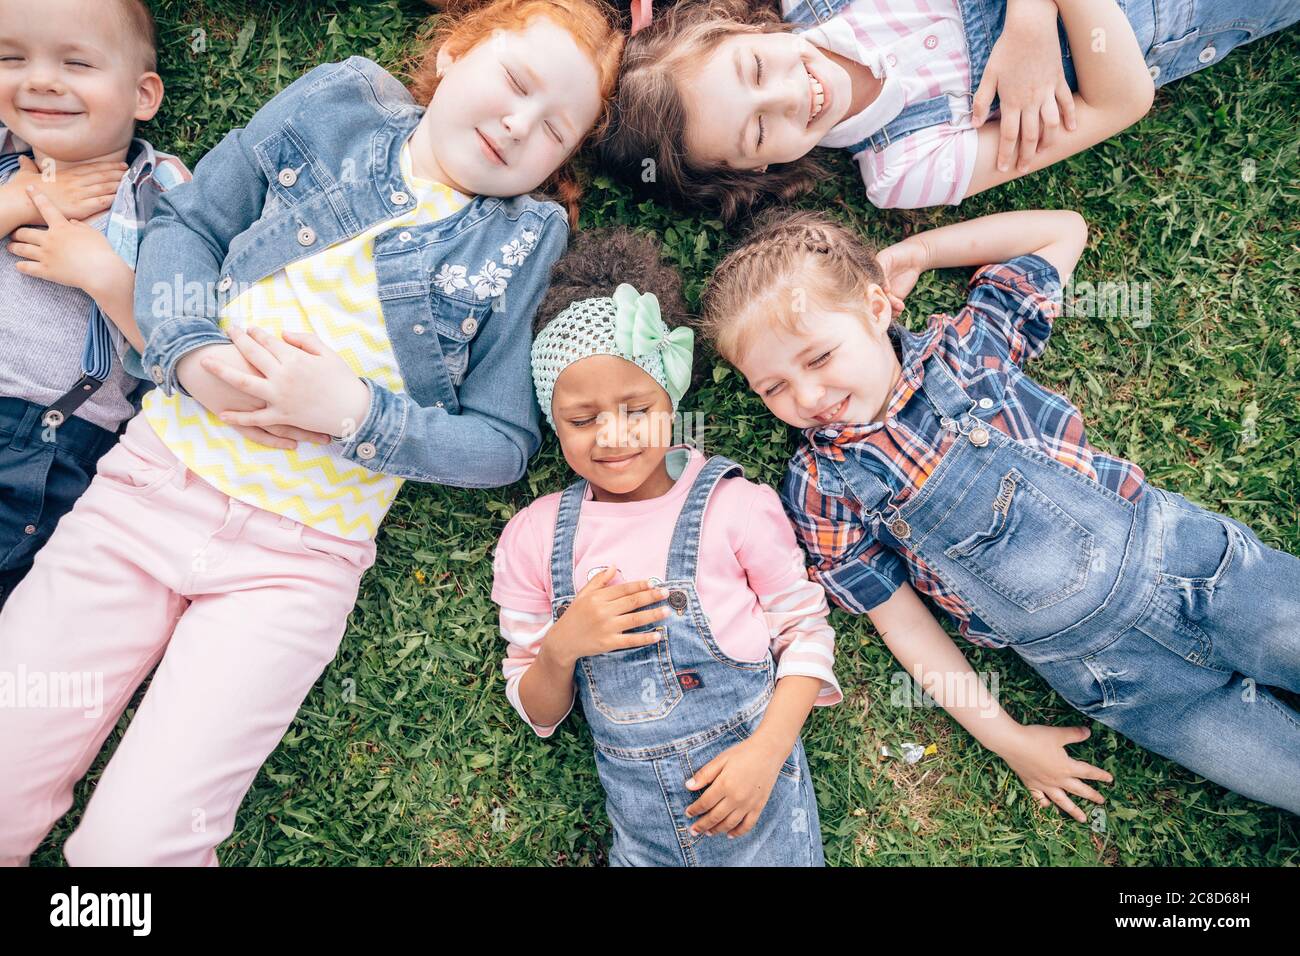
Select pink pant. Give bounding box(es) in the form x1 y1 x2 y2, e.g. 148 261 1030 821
0 414 376 865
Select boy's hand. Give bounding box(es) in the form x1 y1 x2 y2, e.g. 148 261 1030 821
543 567 671 668
971 0 1077 173
875 236 929 314
202 326 371 440
1000 723 1113 822
684 735 788 838
9 189 124 296
176 344 332 450
8 155 127 222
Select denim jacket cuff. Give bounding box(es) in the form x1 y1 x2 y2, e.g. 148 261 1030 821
332 377 406 471
141 315 231 396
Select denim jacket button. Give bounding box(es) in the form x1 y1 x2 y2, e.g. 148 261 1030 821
1148 64 1161 81
23 524 36 535
390 190 410 206
412 324 425 335
1197 46 1216 64
460 316 478 336
356 441 377 460
150 364 164 384
217 275 234 293
434 401 444 408
277 168 298 187
399 230 412 242
297 226 316 246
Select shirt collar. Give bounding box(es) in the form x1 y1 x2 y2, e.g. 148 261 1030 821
0 126 160 195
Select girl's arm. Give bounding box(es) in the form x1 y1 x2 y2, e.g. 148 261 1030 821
964 0 1154 197
880 209 1088 294
869 583 1113 821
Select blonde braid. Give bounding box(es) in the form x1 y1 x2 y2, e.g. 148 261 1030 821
700 210 883 360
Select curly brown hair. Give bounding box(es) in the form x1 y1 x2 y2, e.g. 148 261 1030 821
597 0 826 224
537 226 707 390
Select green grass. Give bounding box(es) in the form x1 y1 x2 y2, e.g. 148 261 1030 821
32 0 1300 865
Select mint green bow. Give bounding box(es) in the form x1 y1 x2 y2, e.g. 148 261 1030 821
611 282 694 404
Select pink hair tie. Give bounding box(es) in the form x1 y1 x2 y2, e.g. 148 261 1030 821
630 0 652 34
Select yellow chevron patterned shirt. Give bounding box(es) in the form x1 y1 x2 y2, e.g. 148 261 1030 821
142 142 470 541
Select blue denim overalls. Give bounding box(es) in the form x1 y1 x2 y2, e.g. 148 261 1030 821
784 0 1299 155
548 455 826 865
816 354 1300 814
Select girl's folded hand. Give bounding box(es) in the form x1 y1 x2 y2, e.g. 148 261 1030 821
205 326 372 441
683 735 787 838
1000 723 1114 823
544 567 671 668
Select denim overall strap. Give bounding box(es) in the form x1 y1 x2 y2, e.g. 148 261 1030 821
917 353 983 426
784 0 855 28
548 478 588 603
663 455 744 583
844 0 996 155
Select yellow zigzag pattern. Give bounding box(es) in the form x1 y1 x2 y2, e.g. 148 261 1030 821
143 141 465 540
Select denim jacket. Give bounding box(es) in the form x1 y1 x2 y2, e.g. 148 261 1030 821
134 56 567 487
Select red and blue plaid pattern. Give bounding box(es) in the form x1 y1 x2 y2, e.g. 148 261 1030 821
781 254 1146 645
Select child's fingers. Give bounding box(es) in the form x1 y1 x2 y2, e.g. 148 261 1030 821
201 357 274 401
1056 77 1077 131
229 423 296 450
12 260 43 277
247 325 302 361
218 408 280 429
280 328 327 355
7 242 43 261
1063 777 1105 805
688 796 734 836
1070 759 1113 784
26 188 68 226
714 807 748 838
729 811 759 838
609 585 668 615
228 326 280 377
1045 787 1087 823
10 227 46 245
1016 111 1040 172
614 606 671 631
1037 96 1061 152
264 423 332 444
970 73 997 127
613 627 665 652
996 109 1021 172
575 566 620 595
685 753 726 794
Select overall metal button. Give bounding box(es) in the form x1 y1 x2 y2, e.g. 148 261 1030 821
296 226 316 246
667 590 688 611
390 190 410 206
978 397 994 409
277 168 298 187
969 426 990 447
23 524 35 535
434 401 444 408
356 441 377 460
461 316 478 336
150 364 164 384
889 517 911 540
42 410 64 428
556 602 571 618
412 324 425 335
217 275 233 292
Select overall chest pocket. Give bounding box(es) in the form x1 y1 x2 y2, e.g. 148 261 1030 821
428 290 491 387
579 621 682 724
943 467 1095 612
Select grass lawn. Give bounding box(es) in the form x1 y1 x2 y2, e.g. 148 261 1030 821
32 0 1300 865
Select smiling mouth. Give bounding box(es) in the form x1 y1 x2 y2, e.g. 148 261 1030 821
595 450 642 471
804 63 826 128
20 107 80 119
477 129 506 166
812 396 848 424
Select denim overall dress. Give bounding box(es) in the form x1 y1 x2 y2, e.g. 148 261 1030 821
548 455 826 865
784 0 1299 155
817 354 1300 813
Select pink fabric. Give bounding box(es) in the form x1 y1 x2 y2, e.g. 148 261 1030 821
0 413 375 866
492 448 841 735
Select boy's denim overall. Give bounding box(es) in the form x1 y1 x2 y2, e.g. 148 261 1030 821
785 0 1299 154
549 456 826 865
816 355 1300 813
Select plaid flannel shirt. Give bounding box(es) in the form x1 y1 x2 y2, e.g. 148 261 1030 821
781 254 1146 646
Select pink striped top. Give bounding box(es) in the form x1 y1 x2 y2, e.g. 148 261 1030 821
786 0 977 208
491 447 843 737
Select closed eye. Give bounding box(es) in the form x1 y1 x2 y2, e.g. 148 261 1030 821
763 382 784 398
505 68 525 95
809 350 832 368
545 120 563 146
